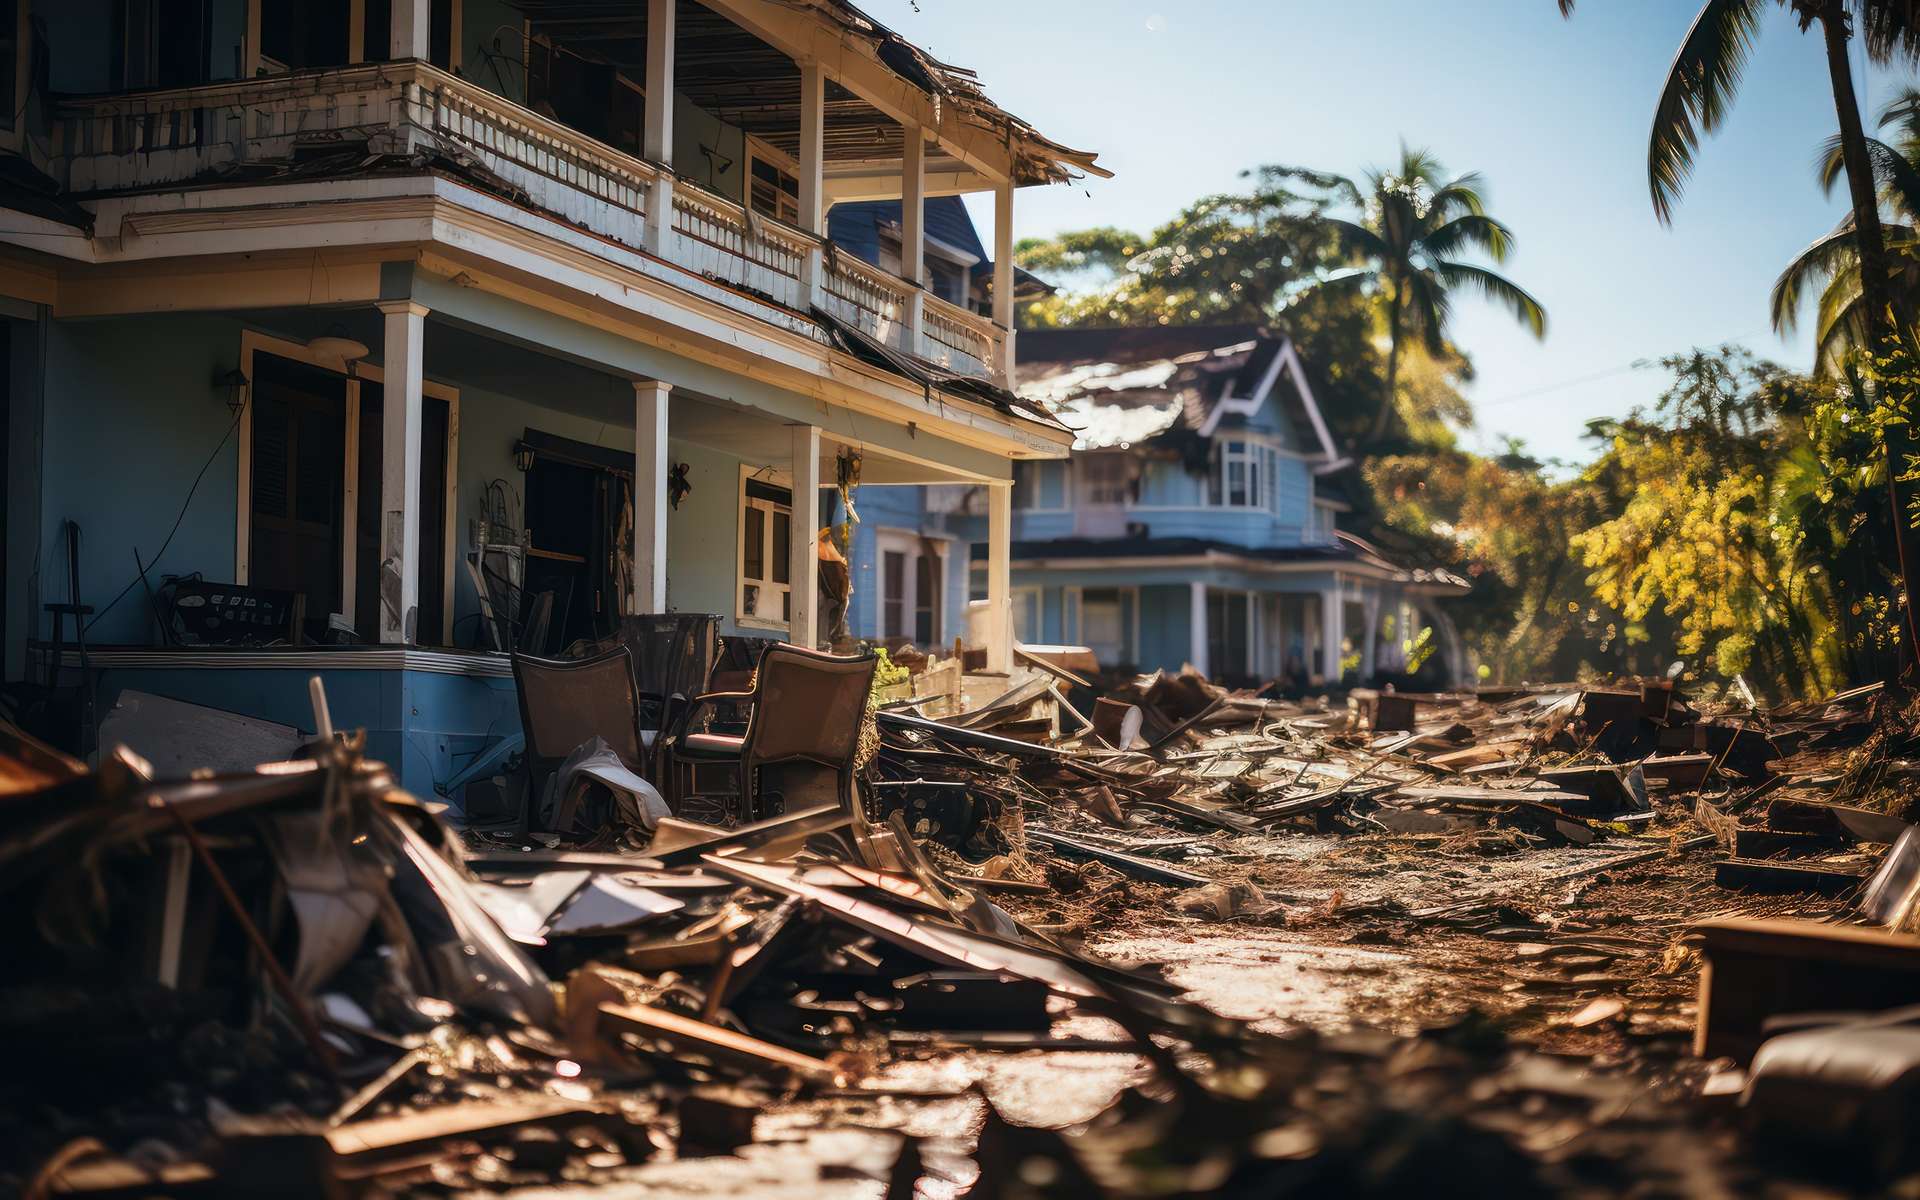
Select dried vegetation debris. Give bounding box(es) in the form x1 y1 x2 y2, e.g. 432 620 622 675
4 667 1920 1196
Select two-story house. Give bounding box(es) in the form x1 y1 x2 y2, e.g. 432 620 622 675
0 0 1100 792
992 325 1470 688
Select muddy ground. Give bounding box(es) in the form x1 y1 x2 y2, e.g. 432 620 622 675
510 822 1834 1198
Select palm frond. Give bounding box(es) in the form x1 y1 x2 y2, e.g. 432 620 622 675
1812 259 1866 371
1401 269 1455 356
1813 132 1920 215
1432 261 1549 338
1420 213 1517 262
1323 216 1392 262
1771 217 1858 333
1649 0 1768 223
1857 0 1920 65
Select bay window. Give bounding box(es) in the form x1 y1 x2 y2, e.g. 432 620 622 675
1206 438 1265 509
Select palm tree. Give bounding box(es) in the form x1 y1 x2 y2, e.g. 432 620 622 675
1315 148 1546 443
1564 0 1920 670
1772 87 1920 366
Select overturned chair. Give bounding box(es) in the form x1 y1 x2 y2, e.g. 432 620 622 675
662 645 877 827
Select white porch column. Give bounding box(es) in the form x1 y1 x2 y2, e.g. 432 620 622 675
1246 590 1258 681
1188 581 1209 679
788 425 821 648
644 0 675 163
1320 583 1344 687
986 482 1013 672
391 0 429 59
797 60 826 234
902 122 927 349
992 179 1016 386
378 301 429 644
1361 592 1380 680
642 0 677 255
632 380 671 614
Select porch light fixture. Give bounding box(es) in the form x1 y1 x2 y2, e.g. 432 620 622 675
307 325 371 368
212 367 249 418
514 440 537 472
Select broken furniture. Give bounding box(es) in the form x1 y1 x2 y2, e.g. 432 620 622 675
509 645 650 838
608 612 721 777
663 645 877 827
1690 918 1920 1063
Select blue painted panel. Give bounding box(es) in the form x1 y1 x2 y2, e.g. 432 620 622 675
41 315 246 646
1137 584 1191 673
93 665 404 780
1136 459 1199 507
399 670 522 797
1013 511 1074 542
1275 457 1313 533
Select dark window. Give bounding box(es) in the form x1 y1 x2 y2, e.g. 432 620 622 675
0 0 14 128
1206 589 1250 684
261 0 351 72
526 34 616 141
362 0 453 67
914 550 940 645
882 551 905 640
249 354 347 640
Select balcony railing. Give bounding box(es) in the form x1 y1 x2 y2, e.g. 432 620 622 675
40 61 1010 385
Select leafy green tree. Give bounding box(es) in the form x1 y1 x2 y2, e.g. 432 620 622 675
1571 347 1880 695
1308 147 1546 444
1017 166 1338 330
1564 0 1920 669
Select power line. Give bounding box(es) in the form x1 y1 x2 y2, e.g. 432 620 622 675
1471 328 1776 410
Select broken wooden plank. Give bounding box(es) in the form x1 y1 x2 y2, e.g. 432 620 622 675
1713 857 1870 896
598 1003 840 1084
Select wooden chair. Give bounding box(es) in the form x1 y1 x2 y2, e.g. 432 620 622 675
662 644 876 827
509 644 647 836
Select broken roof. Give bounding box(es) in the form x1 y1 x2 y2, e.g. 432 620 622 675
506 0 1104 186
1017 325 1340 460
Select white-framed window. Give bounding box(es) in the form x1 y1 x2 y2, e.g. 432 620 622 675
738 470 793 629
1011 586 1043 643
1206 438 1265 509
1076 586 1137 669
1080 452 1131 506
746 137 801 224
876 530 948 645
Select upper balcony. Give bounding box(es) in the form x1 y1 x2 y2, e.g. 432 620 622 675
18 0 1104 391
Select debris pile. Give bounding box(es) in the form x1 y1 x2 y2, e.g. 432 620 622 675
8 667 1920 1195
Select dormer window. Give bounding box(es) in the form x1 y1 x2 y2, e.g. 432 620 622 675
1207 438 1264 509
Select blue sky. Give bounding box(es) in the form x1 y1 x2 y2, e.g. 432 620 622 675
862 0 1911 465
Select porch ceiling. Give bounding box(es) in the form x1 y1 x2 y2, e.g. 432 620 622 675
669 392 984 485
253 305 991 484
511 0 905 163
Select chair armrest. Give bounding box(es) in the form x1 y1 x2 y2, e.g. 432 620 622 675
666 690 756 747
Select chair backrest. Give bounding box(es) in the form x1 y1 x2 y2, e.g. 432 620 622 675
614 613 720 704
741 645 877 770
511 644 646 770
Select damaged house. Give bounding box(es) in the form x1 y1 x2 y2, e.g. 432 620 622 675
0 0 1099 791
991 325 1470 687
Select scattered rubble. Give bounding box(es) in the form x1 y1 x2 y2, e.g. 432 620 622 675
8 661 1920 1196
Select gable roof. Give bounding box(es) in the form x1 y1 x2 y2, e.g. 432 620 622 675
1016 325 1342 463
